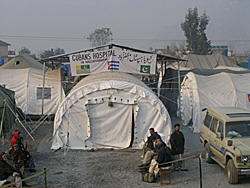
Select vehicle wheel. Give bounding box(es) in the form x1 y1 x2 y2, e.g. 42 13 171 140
226 159 239 184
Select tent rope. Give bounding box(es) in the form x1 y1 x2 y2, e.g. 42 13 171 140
30 114 49 134
159 95 178 104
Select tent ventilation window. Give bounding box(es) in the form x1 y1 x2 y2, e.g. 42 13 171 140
37 87 51 100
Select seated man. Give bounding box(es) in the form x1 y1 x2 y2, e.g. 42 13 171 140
0 152 16 181
148 138 173 177
140 128 161 166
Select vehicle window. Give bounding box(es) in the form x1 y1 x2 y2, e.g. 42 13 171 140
226 121 250 138
210 118 218 133
217 121 224 137
204 113 212 128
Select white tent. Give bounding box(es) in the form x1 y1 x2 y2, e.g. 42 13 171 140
0 68 64 115
52 72 171 150
180 72 250 132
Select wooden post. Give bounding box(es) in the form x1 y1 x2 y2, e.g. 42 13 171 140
199 156 203 188
44 168 48 188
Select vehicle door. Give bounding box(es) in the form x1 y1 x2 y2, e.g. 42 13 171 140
201 112 213 143
214 120 226 163
209 117 220 157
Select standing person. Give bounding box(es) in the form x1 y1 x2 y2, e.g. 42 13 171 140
170 124 185 170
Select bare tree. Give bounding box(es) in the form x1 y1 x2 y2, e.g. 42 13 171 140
40 48 65 59
87 27 113 47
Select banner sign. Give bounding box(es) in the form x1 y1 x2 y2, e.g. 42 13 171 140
69 49 157 76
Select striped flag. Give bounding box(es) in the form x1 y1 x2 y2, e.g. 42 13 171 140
108 55 120 70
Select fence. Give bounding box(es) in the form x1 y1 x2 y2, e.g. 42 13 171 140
159 151 204 188
1 168 48 188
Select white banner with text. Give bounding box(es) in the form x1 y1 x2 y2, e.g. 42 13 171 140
69 49 157 76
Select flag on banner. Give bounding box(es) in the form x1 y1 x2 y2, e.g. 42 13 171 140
108 55 120 70
76 64 90 74
140 65 151 74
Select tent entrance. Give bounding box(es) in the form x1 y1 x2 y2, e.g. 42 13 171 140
87 102 133 149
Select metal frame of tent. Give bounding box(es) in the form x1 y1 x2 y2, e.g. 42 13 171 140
40 43 187 114
0 86 35 144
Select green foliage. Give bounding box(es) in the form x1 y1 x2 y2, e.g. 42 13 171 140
40 48 65 59
181 7 211 55
87 27 113 47
19 47 31 55
19 47 37 59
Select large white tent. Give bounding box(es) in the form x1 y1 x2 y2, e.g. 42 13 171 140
180 72 250 132
0 68 64 115
52 72 171 150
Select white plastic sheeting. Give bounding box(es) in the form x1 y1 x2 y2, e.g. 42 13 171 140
180 72 250 132
0 68 64 115
52 72 171 150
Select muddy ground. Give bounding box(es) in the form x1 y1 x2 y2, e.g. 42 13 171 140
2 119 250 188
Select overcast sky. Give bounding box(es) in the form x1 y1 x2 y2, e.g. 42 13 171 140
1 0 250 54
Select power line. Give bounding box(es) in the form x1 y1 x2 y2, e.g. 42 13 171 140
1 34 250 43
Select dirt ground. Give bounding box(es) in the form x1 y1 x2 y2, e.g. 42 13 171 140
2 119 250 188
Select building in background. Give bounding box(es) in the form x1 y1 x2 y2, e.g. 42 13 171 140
211 45 229 56
0 40 10 65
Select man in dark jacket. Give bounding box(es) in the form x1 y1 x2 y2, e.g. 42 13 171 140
170 124 185 169
155 139 172 164
147 128 161 150
0 152 15 181
149 138 172 176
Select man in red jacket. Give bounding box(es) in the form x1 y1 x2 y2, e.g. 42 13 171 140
11 130 20 146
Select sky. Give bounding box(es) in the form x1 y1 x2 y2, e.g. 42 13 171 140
1 0 250 55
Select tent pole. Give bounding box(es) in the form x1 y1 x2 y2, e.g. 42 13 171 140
0 100 6 140
41 61 46 115
177 61 181 116
5 102 35 141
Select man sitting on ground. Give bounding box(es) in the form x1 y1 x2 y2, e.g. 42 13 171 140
140 128 161 166
148 138 173 177
0 152 16 181
8 131 36 175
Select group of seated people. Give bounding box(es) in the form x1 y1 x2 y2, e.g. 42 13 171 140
0 130 35 187
139 125 185 182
